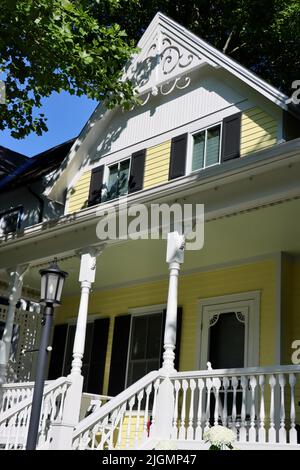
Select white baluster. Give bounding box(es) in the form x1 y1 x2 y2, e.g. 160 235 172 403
116 403 127 449
258 375 266 443
143 384 152 440
249 376 257 442
172 380 181 439
91 424 97 449
109 409 118 449
231 376 238 433
278 374 287 443
134 390 144 448
187 379 196 440
268 375 276 443
150 379 160 434
222 377 229 427
125 396 135 449
205 378 213 432
213 377 221 426
179 380 188 440
195 378 204 440
289 374 297 444
239 376 247 442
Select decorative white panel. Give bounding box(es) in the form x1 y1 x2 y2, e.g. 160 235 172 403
0 304 41 382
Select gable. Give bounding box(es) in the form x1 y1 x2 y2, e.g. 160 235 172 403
46 12 290 204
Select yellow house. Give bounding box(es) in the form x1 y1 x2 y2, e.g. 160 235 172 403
0 12 300 450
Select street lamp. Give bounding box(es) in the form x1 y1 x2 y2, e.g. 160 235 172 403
26 259 68 450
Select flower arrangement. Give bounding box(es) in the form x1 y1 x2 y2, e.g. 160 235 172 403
203 425 236 450
154 440 178 450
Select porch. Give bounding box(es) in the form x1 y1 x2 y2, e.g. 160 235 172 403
0 196 300 449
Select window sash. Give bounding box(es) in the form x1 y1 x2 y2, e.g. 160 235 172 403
192 125 221 171
106 158 130 201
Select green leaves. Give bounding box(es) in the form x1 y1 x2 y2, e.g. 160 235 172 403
0 0 138 138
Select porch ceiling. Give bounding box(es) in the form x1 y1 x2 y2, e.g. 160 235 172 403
11 197 300 296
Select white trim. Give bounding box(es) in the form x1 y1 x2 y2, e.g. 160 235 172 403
128 303 167 316
196 291 260 370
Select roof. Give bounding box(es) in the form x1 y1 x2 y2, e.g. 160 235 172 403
0 138 76 193
0 146 28 179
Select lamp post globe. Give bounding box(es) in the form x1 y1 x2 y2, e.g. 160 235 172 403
26 259 68 450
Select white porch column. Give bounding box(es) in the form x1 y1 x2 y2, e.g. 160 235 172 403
161 232 185 373
50 247 102 450
153 232 185 441
0 264 29 384
70 247 101 376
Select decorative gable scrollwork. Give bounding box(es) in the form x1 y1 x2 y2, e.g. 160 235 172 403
127 30 205 108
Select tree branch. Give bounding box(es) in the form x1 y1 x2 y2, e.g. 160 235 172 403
222 29 235 54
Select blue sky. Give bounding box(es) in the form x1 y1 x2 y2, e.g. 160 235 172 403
0 91 98 157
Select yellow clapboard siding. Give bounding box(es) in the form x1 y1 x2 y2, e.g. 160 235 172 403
240 107 277 157
143 141 171 190
58 258 277 400
66 170 91 213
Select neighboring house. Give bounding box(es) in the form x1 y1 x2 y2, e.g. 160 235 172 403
0 139 75 382
0 13 300 450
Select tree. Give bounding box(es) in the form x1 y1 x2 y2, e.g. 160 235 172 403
1 0 299 139
0 0 139 138
107 0 300 95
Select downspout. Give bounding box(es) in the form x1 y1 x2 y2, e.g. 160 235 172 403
27 185 44 224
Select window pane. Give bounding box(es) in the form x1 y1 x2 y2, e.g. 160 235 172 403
192 131 205 171
208 312 245 369
130 316 147 360
107 164 119 200
146 313 163 359
118 159 130 196
206 126 220 167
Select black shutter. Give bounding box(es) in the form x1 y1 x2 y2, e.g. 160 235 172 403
88 165 104 206
108 315 131 396
48 324 68 379
221 112 241 162
162 307 183 371
128 149 146 194
169 134 188 180
87 318 110 394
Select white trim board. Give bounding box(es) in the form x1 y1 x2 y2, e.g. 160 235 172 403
196 291 261 370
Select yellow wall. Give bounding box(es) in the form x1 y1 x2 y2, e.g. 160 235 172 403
58 258 277 395
240 107 278 156
283 256 300 364
66 170 91 214
143 141 171 189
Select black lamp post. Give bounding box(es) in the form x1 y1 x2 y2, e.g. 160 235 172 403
26 259 68 450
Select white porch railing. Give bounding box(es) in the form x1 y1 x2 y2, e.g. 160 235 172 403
168 365 300 446
0 381 51 415
72 365 300 450
0 377 71 449
72 371 162 450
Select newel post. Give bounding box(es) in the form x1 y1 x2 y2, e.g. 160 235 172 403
49 247 102 450
153 232 185 441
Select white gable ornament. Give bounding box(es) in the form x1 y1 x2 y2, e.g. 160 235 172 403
127 30 206 108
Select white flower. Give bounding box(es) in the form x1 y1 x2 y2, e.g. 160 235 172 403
203 425 236 448
154 440 178 450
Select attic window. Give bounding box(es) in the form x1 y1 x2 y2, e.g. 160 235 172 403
192 125 221 171
0 207 22 236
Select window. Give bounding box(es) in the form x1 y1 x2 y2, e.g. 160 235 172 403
0 207 22 236
192 125 221 171
126 312 164 387
104 158 130 202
